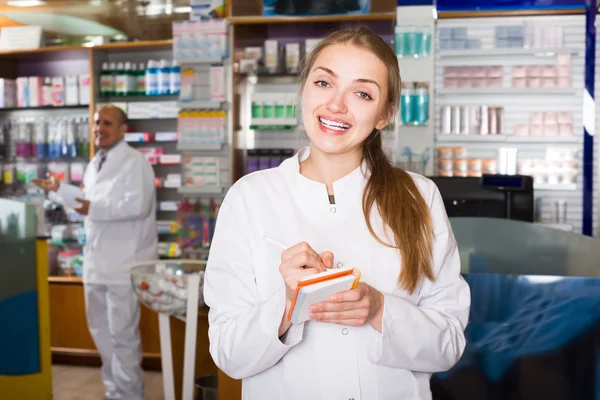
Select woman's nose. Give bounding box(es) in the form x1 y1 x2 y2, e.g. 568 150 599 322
326 92 347 114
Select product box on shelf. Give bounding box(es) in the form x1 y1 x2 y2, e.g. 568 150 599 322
28 77 42 107
262 0 370 16
513 111 572 137
78 74 90 105
182 156 220 188
246 148 295 174
190 0 226 20
438 27 480 51
210 65 225 101
178 110 226 147
0 79 16 108
518 147 578 186
65 76 79 106
51 77 65 107
172 19 228 60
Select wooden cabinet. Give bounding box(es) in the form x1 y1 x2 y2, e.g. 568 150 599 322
48 278 162 367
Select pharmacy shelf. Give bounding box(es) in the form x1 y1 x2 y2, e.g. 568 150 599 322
439 47 581 58
437 135 580 143
99 94 178 102
437 135 505 142
178 100 229 110
534 183 577 191
437 88 579 96
177 143 223 151
178 186 223 195
0 105 88 111
174 57 228 65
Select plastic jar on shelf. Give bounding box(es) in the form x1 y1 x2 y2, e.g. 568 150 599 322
404 26 418 57
400 82 414 125
394 26 405 57
419 26 432 57
411 82 429 125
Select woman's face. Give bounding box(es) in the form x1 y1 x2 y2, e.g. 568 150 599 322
301 43 390 159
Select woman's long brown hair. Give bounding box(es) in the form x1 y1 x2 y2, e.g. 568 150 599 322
298 26 435 293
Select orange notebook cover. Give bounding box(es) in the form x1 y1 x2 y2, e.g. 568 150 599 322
286 267 361 323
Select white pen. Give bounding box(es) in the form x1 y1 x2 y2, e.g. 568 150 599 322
262 236 288 250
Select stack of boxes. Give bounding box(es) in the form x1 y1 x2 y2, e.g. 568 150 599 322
443 66 503 88
246 149 295 174
0 75 90 108
438 27 481 50
511 55 571 88
513 112 573 137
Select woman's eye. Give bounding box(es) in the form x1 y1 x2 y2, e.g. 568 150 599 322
356 92 372 100
315 80 330 88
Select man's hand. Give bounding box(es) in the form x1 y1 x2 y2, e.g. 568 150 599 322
31 175 60 192
74 198 90 215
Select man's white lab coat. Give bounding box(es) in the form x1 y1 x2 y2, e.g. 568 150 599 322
204 147 471 400
50 140 157 400
52 140 158 284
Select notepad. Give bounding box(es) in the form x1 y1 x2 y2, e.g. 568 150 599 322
58 183 85 210
287 266 361 324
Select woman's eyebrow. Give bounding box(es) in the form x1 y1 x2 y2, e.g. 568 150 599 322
312 66 380 89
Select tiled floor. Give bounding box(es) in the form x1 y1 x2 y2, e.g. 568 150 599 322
52 365 164 400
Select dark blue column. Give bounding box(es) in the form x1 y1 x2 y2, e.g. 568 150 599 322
583 0 596 236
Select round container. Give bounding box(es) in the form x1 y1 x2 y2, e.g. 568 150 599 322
453 147 467 159
411 82 429 125
129 260 206 316
482 159 497 174
400 83 414 125
437 147 454 160
438 159 453 171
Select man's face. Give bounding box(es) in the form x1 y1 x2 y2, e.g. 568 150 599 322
94 108 126 150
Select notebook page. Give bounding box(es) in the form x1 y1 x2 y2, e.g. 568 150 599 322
291 275 356 324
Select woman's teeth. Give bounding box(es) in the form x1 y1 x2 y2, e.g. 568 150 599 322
319 117 350 131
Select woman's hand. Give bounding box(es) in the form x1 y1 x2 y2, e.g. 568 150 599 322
308 283 385 332
278 242 333 337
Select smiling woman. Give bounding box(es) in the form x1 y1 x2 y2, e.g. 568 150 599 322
203 25 470 400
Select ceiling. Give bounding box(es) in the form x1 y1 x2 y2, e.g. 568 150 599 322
0 0 194 40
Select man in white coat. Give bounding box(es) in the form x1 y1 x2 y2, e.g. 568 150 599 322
33 105 157 400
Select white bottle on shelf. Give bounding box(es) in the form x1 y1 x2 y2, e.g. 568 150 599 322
157 59 171 96
115 62 126 96
145 60 158 96
169 60 181 95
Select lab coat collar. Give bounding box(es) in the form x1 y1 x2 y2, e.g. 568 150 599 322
94 139 126 160
280 146 369 206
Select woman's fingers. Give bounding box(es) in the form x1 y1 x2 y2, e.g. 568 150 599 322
319 251 334 269
281 241 319 262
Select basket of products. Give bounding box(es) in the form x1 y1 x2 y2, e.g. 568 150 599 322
129 260 206 316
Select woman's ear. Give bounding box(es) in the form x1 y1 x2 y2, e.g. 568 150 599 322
375 108 393 130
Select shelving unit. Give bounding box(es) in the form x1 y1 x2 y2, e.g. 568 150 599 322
439 47 581 58
434 15 585 232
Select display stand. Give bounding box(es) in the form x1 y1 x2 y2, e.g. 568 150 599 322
149 273 201 400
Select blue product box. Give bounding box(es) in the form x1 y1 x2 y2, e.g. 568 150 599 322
263 0 370 16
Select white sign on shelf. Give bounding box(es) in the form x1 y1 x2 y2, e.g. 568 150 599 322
0 26 42 51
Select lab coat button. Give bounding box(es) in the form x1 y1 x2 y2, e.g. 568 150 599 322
336 262 343 268
330 206 337 213
341 328 348 335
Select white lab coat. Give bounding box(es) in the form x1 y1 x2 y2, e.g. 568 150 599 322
51 140 158 285
204 147 471 400
50 140 157 400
